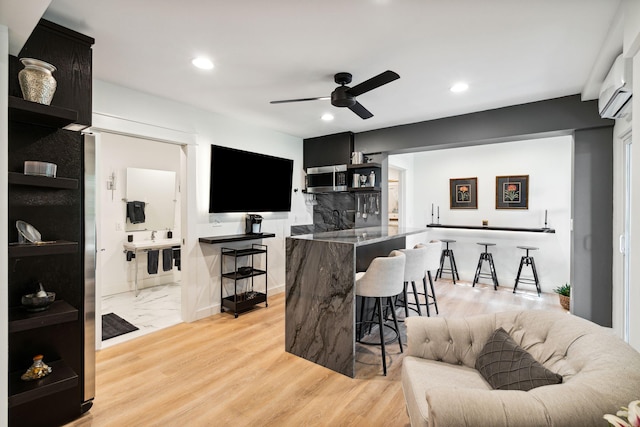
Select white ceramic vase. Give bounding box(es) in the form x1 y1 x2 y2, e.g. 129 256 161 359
18 58 57 105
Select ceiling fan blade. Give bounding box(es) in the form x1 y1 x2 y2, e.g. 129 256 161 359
349 102 373 119
347 70 400 97
270 96 330 104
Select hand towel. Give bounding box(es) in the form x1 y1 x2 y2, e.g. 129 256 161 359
126 201 146 224
173 247 181 271
147 250 159 274
162 248 173 271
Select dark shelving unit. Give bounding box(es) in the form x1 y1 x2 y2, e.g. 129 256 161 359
7 18 95 426
9 171 78 189
220 244 268 318
9 301 79 333
8 96 78 128
347 163 382 194
8 241 79 258
8 360 79 408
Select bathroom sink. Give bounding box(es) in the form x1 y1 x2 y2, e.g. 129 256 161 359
123 238 181 251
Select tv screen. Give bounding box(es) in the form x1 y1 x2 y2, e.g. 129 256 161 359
209 145 294 213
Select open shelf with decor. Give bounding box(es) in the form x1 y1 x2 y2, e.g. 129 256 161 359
347 162 382 193
9 301 78 333
8 360 79 408
8 96 78 128
8 171 78 189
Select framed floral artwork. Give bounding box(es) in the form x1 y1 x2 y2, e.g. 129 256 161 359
449 177 477 209
496 175 529 209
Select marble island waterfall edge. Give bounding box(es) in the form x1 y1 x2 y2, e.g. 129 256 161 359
285 238 356 377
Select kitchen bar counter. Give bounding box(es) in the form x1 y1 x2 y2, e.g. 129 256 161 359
285 226 426 377
427 224 555 233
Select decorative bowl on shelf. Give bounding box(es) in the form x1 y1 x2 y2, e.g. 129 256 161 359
16 220 42 244
22 283 56 312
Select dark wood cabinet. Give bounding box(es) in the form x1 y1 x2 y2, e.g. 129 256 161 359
7 19 94 427
303 131 354 169
9 19 94 127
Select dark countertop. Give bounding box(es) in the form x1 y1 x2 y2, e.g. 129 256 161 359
288 226 427 246
426 224 555 233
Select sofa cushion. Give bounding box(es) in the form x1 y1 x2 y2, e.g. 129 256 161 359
475 327 563 391
402 356 492 427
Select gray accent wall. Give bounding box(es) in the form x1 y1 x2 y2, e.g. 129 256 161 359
572 127 614 326
352 94 614 326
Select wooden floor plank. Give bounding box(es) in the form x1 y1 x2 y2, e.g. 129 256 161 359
66 279 565 427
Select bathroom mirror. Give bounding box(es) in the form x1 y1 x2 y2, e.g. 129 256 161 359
125 167 176 232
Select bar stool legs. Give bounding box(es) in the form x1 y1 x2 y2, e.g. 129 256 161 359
436 239 460 284
513 246 541 296
472 243 499 290
357 296 402 376
422 271 439 316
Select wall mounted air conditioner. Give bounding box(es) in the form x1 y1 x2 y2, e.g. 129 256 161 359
599 54 632 119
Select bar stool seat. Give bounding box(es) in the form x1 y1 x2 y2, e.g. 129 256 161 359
436 239 460 284
513 246 541 296
356 250 406 376
472 242 499 290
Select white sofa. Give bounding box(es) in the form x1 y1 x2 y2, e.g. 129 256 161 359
402 311 640 427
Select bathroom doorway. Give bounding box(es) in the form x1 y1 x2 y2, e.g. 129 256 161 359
88 115 195 350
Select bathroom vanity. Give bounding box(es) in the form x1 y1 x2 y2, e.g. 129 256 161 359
285 226 426 377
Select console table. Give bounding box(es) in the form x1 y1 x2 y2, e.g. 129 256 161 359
199 233 276 244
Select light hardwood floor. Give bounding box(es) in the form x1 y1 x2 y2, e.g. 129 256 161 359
66 280 565 427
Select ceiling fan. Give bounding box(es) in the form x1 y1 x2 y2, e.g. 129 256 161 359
270 70 400 119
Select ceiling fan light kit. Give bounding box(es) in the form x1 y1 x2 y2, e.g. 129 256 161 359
270 70 400 119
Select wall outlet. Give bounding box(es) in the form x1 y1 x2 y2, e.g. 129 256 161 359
115 222 123 231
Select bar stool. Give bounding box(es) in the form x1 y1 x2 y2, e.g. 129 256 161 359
436 239 460 284
356 250 406 376
397 245 429 319
472 243 499 290
513 246 541 296
414 241 441 316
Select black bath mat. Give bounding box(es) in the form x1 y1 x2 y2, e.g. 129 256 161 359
102 313 139 341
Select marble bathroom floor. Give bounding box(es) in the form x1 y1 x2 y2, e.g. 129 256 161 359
100 282 182 349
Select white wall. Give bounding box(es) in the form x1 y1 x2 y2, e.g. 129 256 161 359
98 132 182 296
93 80 308 321
624 0 640 350
390 136 572 294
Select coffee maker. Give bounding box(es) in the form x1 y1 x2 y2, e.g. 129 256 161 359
245 214 263 234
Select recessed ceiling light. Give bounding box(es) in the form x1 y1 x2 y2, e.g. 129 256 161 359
321 113 334 121
450 82 469 93
192 57 214 70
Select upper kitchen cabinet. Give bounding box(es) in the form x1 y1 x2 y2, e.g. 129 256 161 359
303 131 354 169
9 19 95 128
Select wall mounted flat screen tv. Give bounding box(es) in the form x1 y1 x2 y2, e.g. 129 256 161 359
209 145 294 213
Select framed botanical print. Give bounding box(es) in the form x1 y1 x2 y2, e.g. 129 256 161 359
449 177 477 209
496 175 529 209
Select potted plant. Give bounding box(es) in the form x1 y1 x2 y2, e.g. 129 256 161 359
554 283 571 310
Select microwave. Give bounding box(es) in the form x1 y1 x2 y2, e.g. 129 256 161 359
305 165 348 193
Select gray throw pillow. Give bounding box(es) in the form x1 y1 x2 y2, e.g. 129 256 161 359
475 327 563 391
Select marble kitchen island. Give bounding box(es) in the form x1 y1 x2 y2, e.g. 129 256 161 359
285 226 426 377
